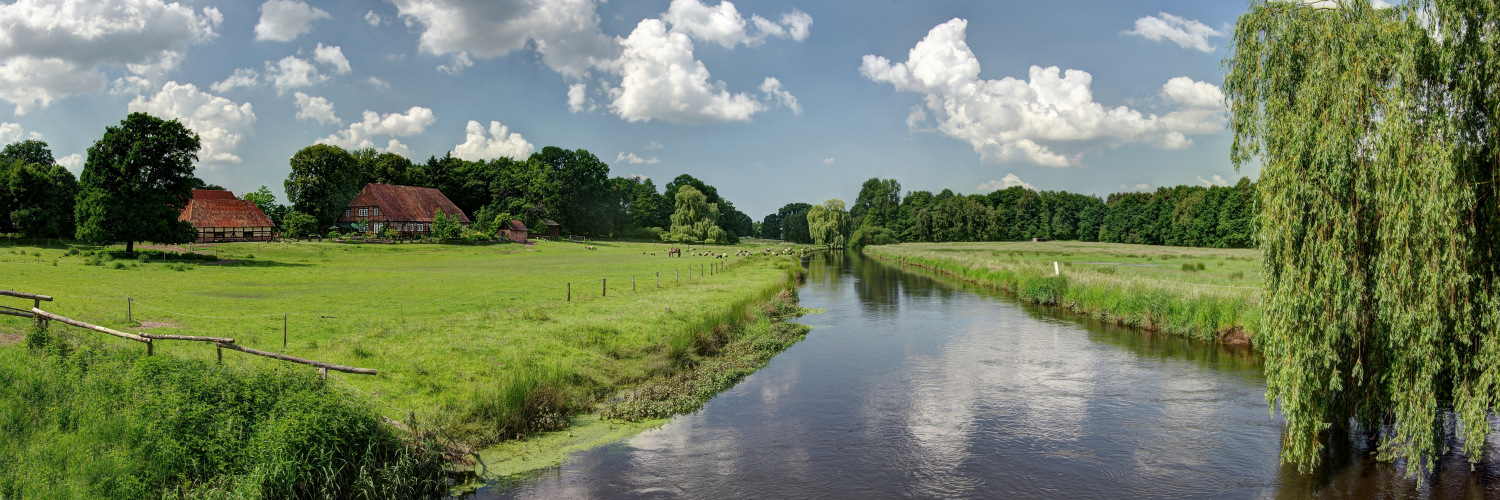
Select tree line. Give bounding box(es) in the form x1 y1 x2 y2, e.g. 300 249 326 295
0 112 761 248
271 143 755 243
757 177 1257 250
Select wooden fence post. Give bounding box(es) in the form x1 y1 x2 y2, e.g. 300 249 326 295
217 345 222 364
676 270 679 284
127 297 132 323
657 272 660 288
632 276 636 292
603 278 607 297
567 283 571 301
283 313 288 348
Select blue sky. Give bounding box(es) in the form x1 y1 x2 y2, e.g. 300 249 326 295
0 0 1253 219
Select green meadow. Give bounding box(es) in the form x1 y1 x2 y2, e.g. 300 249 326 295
864 241 1262 344
0 239 809 493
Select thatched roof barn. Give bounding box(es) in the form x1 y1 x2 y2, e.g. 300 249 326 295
179 189 275 242
340 183 470 236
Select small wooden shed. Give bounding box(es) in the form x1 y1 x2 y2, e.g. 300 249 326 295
498 220 528 243
542 219 561 238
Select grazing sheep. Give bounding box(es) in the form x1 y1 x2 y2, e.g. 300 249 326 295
586 245 597 250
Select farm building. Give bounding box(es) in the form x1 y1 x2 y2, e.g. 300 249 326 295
498 220 528 243
178 189 276 243
542 219 561 238
339 183 471 237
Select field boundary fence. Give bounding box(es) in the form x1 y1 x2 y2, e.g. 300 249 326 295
6 289 377 378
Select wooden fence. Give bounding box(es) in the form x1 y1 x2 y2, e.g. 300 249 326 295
9 290 374 377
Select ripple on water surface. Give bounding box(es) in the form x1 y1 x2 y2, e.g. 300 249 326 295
476 252 1500 499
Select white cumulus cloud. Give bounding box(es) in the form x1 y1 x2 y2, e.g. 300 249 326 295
606 19 763 124
1119 183 1152 192
127 81 256 167
1124 13 1227 53
293 92 339 125
758 77 801 115
365 10 383 26
382 139 414 158
255 0 331 42
437 51 473 75
390 0 617 79
822 157 834 164
1197 174 1231 187
861 18 1221 167
453 120 534 161
616 151 659 164
0 123 42 144
0 0 221 113
210 68 261 93
367 76 391 89
660 0 810 49
319 106 436 151
644 141 665 150
57 153 83 172
314 44 352 74
567 83 590 112
266 56 327 94
977 173 1036 192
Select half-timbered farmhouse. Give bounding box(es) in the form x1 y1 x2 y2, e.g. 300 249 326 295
339 183 470 237
498 220 528 243
179 189 276 243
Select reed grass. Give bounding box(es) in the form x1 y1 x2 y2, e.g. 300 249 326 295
865 241 1262 344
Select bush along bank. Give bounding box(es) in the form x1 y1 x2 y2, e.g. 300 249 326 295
864 248 1260 347
0 326 452 499
442 258 811 451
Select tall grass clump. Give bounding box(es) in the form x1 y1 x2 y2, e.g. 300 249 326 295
868 244 1260 345
0 337 451 499
451 365 578 446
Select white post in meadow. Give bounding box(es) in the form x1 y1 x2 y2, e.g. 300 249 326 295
1054 262 1060 276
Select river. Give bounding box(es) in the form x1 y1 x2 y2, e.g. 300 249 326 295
475 252 1500 498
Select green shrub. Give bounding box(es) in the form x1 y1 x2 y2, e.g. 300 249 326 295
1096 266 1116 275
1019 275 1068 305
1181 262 1200 272
136 253 150 263
0 345 450 498
111 261 125 270
1230 271 1245 280
327 230 341 240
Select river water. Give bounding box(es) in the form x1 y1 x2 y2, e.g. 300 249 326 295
477 252 1500 498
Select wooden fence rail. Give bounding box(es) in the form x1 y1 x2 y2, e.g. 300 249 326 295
27 306 375 377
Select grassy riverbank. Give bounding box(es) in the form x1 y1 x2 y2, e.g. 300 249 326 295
864 242 1262 345
0 239 808 490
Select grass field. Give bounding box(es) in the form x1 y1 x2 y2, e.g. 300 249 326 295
864 241 1263 344
0 239 805 466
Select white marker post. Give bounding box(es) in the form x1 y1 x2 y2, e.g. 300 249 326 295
1054 262 1060 276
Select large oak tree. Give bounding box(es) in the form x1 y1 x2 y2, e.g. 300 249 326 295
75 113 199 253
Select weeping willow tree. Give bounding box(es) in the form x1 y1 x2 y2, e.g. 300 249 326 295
1226 0 1500 476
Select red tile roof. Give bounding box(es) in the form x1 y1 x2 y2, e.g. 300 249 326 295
348 183 471 223
180 199 274 228
192 189 238 200
502 220 527 232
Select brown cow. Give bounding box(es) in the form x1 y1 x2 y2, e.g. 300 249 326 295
668 248 682 257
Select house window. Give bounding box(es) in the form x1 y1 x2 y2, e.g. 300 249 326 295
344 209 351 217
418 224 426 232
359 208 369 217
374 208 380 216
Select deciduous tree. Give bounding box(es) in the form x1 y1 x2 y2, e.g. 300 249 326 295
75 113 199 253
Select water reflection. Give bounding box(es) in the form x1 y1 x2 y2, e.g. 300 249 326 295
474 252 1500 499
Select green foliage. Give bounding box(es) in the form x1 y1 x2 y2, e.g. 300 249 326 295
773 203 813 243
1226 0 1500 476
661 186 728 244
0 139 55 166
664 174 744 242
852 178 902 230
242 185 283 226
807 199 852 248
75 113 200 253
0 158 78 238
0 345 449 498
849 226 899 252
281 211 318 238
285 144 360 230
431 210 463 240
